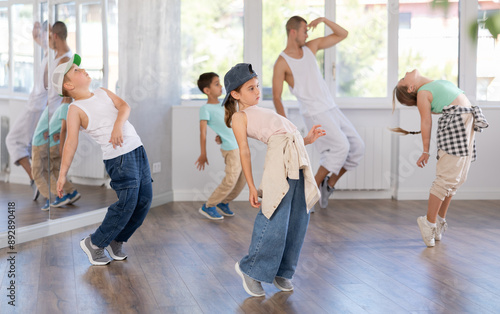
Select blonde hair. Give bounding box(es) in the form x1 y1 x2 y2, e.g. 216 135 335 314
390 85 421 135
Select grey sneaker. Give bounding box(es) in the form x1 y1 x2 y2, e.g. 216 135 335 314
106 240 127 260
235 262 265 297
319 176 334 209
417 216 436 247
273 276 294 291
80 236 111 265
31 180 40 201
309 205 315 213
435 219 448 241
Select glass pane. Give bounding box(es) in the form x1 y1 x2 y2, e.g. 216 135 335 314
81 3 103 91
181 0 243 100
12 4 34 93
398 0 458 84
55 2 76 54
108 0 119 92
336 0 388 98
0 8 8 90
477 2 500 101
262 0 325 100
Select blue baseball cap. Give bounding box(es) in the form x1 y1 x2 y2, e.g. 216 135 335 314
221 63 257 107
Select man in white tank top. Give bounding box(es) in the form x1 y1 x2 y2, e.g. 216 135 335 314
273 16 365 209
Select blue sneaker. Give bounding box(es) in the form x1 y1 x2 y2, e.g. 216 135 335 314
66 190 81 204
51 194 70 207
198 204 223 220
41 199 50 211
216 203 235 216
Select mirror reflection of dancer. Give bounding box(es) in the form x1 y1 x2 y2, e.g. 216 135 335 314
273 16 365 210
392 69 488 247
224 63 325 297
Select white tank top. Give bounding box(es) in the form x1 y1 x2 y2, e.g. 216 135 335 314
280 46 337 116
47 50 74 118
70 88 143 160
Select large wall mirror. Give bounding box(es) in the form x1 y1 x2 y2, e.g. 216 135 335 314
0 0 119 235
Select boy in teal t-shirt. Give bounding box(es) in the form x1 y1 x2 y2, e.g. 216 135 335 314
195 72 246 220
31 104 79 210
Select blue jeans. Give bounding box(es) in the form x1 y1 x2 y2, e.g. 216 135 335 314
239 170 310 283
91 146 153 248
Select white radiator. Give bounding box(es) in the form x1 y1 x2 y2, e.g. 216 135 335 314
334 126 391 190
0 116 9 173
67 132 107 181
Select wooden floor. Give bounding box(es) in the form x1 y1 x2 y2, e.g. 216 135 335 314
0 198 499 313
0 181 117 231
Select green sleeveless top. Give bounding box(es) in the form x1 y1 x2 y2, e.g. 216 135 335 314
417 80 464 113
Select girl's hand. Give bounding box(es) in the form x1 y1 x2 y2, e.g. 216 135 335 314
417 153 429 168
304 124 326 145
249 187 261 208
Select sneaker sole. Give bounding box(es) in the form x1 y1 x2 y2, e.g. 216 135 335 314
217 208 235 217
105 247 127 261
80 239 111 266
417 218 435 247
198 208 223 220
273 278 294 292
68 193 81 204
235 262 265 297
51 198 71 208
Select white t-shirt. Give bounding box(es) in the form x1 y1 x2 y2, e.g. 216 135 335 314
70 88 143 160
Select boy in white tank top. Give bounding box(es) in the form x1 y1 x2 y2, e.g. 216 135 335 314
52 54 152 266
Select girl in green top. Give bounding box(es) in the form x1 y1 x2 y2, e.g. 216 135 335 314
392 69 488 248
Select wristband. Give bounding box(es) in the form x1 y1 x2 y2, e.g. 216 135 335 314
422 152 430 155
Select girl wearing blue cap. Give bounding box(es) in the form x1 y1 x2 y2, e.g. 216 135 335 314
222 63 325 297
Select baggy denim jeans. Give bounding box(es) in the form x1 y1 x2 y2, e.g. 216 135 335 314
91 146 153 248
239 170 310 283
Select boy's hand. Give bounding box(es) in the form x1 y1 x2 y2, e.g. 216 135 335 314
195 154 209 170
249 187 261 208
215 135 222 145
43 131 49 140
304 124 326 145
109 126 124 149
53 133 60 142
56 176 66 198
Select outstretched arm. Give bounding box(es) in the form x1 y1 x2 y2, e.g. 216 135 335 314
102 88 131 149
306 17 348 55
416 91 433 168
272 57 287 118
57 106 81 197
232 112 261 208
195 120 209 170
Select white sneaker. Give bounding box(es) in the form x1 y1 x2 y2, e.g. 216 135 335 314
435 219 448 241
417 216 436 247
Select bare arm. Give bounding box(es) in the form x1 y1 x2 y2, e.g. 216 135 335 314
102 88 131 149
416 91 433 168
232 112 261 208
306 17 348 55
195 120 209 170
272 57 287 118
59 119 67 156
56 106 82 197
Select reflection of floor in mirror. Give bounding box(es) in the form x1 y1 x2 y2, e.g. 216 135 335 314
0 181 117 232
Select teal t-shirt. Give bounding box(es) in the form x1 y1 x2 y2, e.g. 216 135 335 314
48 103 69 147
199 102 238 151
32 107 49 147
418 80 464 113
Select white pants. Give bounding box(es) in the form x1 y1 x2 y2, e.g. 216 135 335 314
6 106 45 165
303 107 364 175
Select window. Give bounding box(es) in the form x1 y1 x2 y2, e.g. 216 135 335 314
262 0 325 100
476 2 500 101
81 2 103 90
336 0 388 98
181 0 244 100
12 4 34 93
107 0 119 92
55 2 76 52
0 7 8 90
398 0 459 84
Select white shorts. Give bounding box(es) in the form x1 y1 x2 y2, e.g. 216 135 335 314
303 107 364 175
